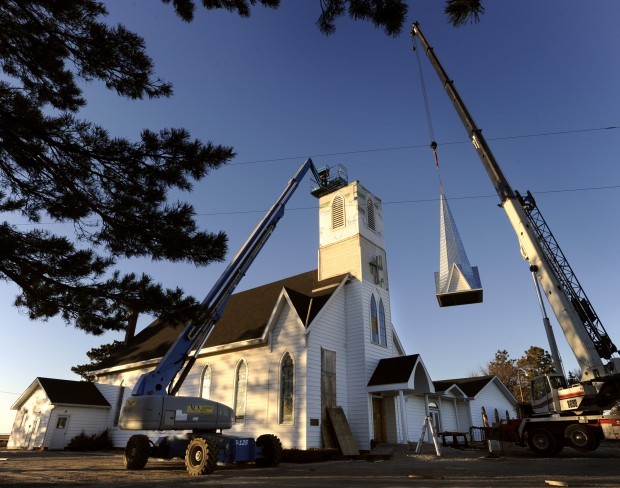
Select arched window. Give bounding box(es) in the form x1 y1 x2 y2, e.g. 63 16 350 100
280 352 294 423
200 364 211 400
113 379 125 427
366 198 375 231
370 295 379 344
332 195 345 229
234 359 247 421
378 298 387 346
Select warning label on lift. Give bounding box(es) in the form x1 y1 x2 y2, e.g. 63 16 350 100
187 405 214 414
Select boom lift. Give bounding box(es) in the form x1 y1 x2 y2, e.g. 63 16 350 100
119 158 346 474
412 23 620 454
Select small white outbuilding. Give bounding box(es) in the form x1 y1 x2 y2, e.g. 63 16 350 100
8 377 113 450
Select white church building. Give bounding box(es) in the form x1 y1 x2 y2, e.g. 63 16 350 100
9 177 515 451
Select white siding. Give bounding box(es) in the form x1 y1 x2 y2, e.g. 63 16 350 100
45 406 111 449
468 381 516 427
439 398 458 432
306 283 350 448
96 297 310 449
404 396 427 442
319 236 360 280
8 387 51 449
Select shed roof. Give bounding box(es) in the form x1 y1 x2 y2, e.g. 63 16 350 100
95 270 347 371
13 377 110 410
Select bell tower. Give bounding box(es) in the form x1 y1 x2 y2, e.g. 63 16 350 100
315 173 387 289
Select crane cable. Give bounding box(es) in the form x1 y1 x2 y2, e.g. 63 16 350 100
413 36 444 192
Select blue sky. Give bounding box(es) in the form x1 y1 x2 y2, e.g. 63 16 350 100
1 0 619 433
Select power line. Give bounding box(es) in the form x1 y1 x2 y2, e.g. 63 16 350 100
229 126 619 166
7 184 618 224
195 184 620 217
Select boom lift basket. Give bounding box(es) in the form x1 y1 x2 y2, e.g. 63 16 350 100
435 192 483 307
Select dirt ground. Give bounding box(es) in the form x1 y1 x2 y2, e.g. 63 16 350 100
1 443 619 487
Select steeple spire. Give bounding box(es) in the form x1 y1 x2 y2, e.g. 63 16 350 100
435 191 483 307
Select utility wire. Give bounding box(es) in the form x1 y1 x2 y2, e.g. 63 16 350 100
193 184 620 217
8 184 619 223
228 126 618 166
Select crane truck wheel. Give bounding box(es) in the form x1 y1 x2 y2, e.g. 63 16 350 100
255 434 283 467
185 436 219 476
124 435 150 470
565 424 599 452
527 428 559 457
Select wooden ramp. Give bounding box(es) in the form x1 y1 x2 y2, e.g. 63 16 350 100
327 407 359 456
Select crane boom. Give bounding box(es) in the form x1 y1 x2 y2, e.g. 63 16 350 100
411 22 619 381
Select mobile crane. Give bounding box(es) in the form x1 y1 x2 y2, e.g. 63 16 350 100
118 158 347 474
412 23 620 455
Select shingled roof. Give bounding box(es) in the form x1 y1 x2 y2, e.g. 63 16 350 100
12 378 110 409
367 355 421 386
94 270 347 371
433 375 495 397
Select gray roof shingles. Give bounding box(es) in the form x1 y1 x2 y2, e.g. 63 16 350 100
367 355 420 386
433 375 494 397
95 270 347 371
38 377 110 407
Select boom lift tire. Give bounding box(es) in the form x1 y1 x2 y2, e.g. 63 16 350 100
124 435 150 470
185 436 219 476
255 434 283 467
565 424 599 452
527 428 559 457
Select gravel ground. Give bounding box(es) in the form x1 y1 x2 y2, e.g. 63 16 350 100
1 443 619 487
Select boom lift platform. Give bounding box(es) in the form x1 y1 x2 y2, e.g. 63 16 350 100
119 158 347 475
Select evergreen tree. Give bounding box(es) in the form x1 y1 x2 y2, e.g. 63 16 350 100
444 0 485 27
0 1 485 371
481 350 522 401
0 1 234 336
481 346 556 403
72 340 125 381
516 346 556 379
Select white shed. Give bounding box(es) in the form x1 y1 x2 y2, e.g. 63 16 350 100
8 377 112 450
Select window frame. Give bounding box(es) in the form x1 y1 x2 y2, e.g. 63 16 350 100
200 364 212 400
332 195 345 230
279 352 294 424
378 298 387 346
233 359 248 422
370 295 379 344
366 197 375 231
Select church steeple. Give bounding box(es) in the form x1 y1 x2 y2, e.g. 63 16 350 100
434 192 482 306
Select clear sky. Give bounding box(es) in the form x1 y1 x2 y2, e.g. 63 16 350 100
1 0 619 433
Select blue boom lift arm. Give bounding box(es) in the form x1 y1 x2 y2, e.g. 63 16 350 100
131 158 328 398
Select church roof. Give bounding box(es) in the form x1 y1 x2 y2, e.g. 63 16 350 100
367 355 421 386
94 270 347 371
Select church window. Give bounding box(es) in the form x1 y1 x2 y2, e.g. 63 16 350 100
113 380 125 427
280 352 294 423
332 195 345 229
367 198 375 231
378 298 387 346
234 359 247 421
200 364 211 400
370 295 379 344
